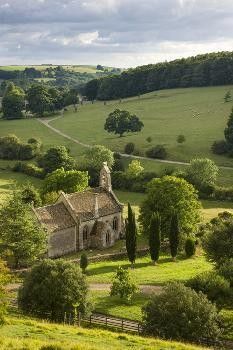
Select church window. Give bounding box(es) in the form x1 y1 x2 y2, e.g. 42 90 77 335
106 231 111 244
113 217 118 231
83 226 88 241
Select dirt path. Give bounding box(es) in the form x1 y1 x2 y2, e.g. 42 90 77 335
37 116 233 171
7 282 162 295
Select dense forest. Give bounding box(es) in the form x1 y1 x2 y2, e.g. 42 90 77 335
85 52 233 100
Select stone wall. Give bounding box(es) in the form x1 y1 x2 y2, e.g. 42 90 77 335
48 226 76 258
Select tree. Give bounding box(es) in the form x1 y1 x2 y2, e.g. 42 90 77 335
20 183 42 207
110 267 138 302
224 107 233 150
0 260 10 325
146 145 167 159
169 212 180 260
126 160 144 178
18 259 91 320
64 88 79 110
186 158 219 191
139 176 201 238
38 146 75 174
0 192 47 268
142 282 222 342
177 134 186 144
42 168 88 195
80 253 88 274
202 215 233 265
224 91 231 102
125 203 137 267
104 109 144 137
149 212 161 264
185 237 196 258
2 82 25 120
124 142 135 154
27 84 52 116
84 145 114 171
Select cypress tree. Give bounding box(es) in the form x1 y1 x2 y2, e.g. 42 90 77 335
224 107 233 149
125 203 137 267
149 212 161 264
169 212 180 260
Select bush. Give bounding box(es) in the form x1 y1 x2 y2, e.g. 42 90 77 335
80 253 88 274
18 259 91 320
142 282 222 342
211 140 228 155
213 186 233 201
124 142 135 154
217 259 233 287
146 145 167 159
13 162 45 179
110 267 138 302
186 272 232 307
185 238 196 257
0 135 41 161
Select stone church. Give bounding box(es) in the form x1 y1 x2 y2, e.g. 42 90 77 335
34 162 124 258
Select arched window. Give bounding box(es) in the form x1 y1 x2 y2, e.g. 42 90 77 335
113 217 118 231
106 231 111 245
83 226 88 241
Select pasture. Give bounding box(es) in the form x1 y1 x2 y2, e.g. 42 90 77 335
0 64 99 73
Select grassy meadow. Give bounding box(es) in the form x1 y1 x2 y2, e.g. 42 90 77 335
0 64 99 73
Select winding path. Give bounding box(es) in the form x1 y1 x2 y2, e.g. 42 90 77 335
38 116 233 171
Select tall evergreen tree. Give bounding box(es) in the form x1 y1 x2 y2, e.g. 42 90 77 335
224 107 233 150
169 212 180 260
149 212 161 264
125 203 137 267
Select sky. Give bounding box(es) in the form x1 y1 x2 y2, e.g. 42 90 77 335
0 0 233 68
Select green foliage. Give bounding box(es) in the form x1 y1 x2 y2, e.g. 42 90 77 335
84 145 114 171
80 253 89 274
13 162 45 179
0 134 41 161
125 203 137 266
224 107 233 150
186 271 232 307
202 215 233 265
146 145 167 159
149 212 161 263
177 135 186 144
185 238 196 258
110 267 138 302
38 146 75 174
27 84 53 116
124 142 135 154
18 259 91 320
211 140 228 155
169 212 180 259
112 170 158 193
186 158 219 191
42 168 88 195
2 82 25 120
0 260 10 325
20 183 42 207
139 176 201 238
224 91 232 103
126 160 144 178
104 109 144 137
0 192 47 267
217 259 233 287
142 282 222 342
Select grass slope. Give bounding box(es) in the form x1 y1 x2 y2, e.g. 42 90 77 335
0 65 99 73
51 85 233 167
0 316 207 350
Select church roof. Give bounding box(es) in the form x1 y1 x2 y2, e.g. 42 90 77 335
35 202 76 232
66 187 122 221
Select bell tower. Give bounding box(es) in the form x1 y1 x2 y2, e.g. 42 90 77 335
99 162 112 192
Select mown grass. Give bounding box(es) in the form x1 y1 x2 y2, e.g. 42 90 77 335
0 316 208 350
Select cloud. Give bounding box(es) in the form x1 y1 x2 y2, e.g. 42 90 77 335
0 0 232 67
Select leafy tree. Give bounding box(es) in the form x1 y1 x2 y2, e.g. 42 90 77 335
185 237 196 258
124 142 135 154
27 84 52 116
169 212 180 260
38 146 75 174
63 88 79 109
149 212 161 264
0 260 10 325
48 87 65 111
142 282 222 342
85 79 100 101
18 259 91 320
126 160 144 178
2 82 25 120
177 134 186 144
224 107 233 150
186 158 219 191
139 176 201 238
104 109 144 137
146 145 167 159
80 253 88 274
211 140 228 155
0 192 47 267
110 267 138 302
217 259 233 287
42 168 88 195
84 145 114 171
224 91 231 102
202 215 233 265
125 203 137 267
20 183 42 207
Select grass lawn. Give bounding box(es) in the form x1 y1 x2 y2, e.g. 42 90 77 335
86 253 213 285
51 85 233 167
0 316 208 350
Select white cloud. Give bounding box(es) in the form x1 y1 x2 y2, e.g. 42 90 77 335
78 31 99 44
0 2 10 8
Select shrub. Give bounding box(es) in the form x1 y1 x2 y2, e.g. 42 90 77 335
124 142 135 154
18 259 91 320
146 145 167 159
146 136 152 143
177 135 185 144
80 253 88 274
185 238 196 257
142 282 222 342
186 272 231 306
213 186 233 201
0 134 41 161
217 259 233 287
13 162 45 179
211 140 228 155
110 267 138 302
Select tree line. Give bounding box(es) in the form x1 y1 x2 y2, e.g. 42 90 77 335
85 51 233 100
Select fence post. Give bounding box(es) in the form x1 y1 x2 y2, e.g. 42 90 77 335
106 316 108 327
122 319 124 331
90 314 92 325
138 323 140 335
